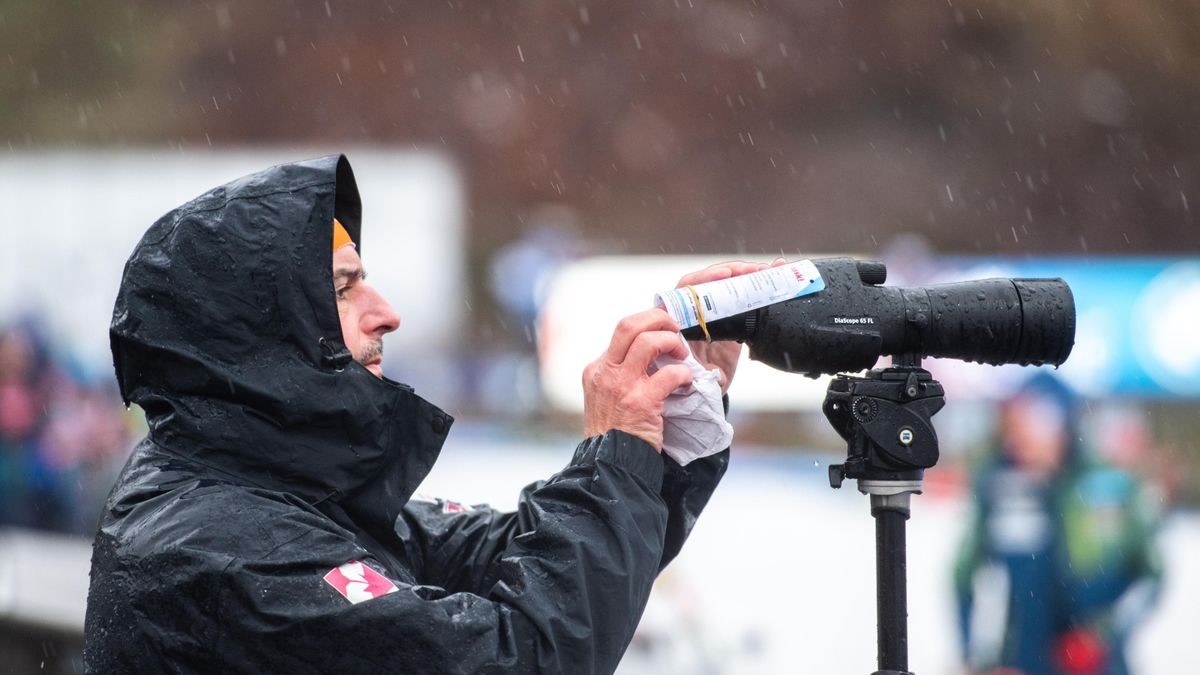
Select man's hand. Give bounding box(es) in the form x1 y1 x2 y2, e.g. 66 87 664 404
675 258 786 393
583 309 695 451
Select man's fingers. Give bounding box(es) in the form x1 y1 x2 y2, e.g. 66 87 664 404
605 308 680 362
676 264 733 288
646 363 693 400
675 259 783 288
623 330 688 372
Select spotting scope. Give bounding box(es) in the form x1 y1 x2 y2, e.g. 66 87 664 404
680 257 1075 376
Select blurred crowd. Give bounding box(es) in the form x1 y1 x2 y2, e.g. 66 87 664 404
0 321 137 536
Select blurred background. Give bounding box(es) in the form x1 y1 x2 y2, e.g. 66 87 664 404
1 1 1198 673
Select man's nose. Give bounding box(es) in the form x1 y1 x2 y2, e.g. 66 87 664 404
364 287 401 335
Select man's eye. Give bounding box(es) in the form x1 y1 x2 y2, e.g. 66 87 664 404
336 285 351 299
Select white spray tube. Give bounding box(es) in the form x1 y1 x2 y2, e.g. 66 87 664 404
654 260 826 337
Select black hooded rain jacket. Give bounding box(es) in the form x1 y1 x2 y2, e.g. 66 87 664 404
84 155 729 674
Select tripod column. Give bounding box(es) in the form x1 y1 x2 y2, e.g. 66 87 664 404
870 491 913 675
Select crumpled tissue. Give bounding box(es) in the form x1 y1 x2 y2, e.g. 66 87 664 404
651 340 734 466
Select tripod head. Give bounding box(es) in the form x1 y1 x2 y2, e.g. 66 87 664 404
824 354 944 495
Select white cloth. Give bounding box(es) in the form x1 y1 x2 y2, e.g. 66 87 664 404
651 341 735 466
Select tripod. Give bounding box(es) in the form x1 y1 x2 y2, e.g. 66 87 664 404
824 354 945 675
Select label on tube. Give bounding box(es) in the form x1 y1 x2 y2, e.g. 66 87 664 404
654 260 825 331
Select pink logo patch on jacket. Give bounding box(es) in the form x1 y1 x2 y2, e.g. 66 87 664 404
323 561 399 604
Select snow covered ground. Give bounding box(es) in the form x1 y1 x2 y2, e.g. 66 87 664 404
424 427 1200 675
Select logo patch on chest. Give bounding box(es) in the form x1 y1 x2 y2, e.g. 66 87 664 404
323 561 399 604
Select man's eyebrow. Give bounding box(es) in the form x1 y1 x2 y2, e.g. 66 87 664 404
333 267 365 283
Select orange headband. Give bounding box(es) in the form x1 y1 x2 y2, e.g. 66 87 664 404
333 218 353 251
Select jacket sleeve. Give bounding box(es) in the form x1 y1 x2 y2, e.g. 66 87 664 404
403 427 730 595
213 430 670 675
655 448 729 570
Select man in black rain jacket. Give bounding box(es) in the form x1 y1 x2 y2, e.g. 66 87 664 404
85 155 752 673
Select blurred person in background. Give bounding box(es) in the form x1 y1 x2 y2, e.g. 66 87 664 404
954 373 1161 675
0 324 42 527
86 155 752 673
478 206 588 416
0 321 132 534
1088 404 1185 507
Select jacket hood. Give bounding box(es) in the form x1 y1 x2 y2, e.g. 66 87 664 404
110 154 451 524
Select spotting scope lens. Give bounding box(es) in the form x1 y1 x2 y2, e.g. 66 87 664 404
680 257 1075 377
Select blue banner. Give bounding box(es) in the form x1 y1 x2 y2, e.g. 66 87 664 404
930 257 1200 399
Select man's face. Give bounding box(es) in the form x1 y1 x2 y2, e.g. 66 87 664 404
333 243 400 377
1000 394 1069 475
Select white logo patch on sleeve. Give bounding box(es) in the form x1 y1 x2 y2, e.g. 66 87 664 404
323 561 399 604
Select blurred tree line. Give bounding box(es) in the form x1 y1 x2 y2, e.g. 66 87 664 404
3 0 1198 259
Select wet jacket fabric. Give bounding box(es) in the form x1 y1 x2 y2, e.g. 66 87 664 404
84 155 730 674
